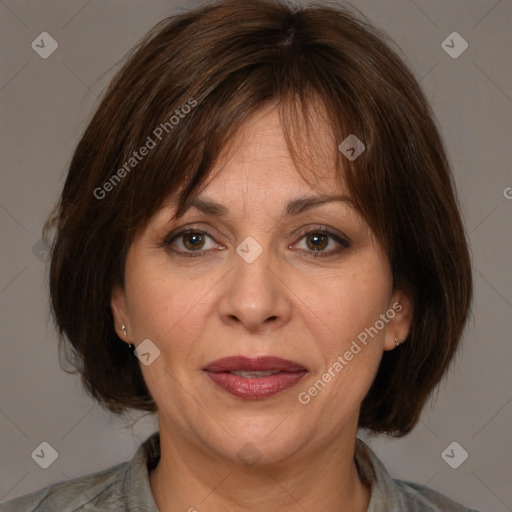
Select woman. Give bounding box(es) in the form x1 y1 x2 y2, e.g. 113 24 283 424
0 0 477 510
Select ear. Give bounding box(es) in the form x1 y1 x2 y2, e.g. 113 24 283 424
111 283 131 342
383 288 414 351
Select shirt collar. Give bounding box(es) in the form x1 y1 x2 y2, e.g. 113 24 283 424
354 436 403 511
121 432 160 511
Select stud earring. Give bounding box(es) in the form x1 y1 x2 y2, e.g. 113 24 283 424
394 337 401 347
120 325 134 352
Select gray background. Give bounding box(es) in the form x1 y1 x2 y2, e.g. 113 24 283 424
0 0 511 510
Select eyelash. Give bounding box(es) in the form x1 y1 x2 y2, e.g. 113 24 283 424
162 226 351 259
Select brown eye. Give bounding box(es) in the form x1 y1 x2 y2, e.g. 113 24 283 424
294 227 351 258
182 232 206 251
305 233 329 251
164 229 219 256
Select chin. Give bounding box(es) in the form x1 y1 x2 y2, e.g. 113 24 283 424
203 415 310 467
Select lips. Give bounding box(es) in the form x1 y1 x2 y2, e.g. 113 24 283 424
203 356 307 399
204 356 306 373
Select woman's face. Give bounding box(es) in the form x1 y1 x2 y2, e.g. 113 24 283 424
111 106 412 465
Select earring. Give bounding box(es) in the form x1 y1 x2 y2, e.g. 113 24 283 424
394 337 401 347
120 325 134 352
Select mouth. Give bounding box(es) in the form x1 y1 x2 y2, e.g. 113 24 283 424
203 356 307 400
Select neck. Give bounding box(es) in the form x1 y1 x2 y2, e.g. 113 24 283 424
149 425 371 512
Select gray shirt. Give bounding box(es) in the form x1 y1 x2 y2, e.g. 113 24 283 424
0 433 479 511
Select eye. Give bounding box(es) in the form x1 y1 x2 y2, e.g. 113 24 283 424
163 226 350 259
292 227 351 258
164 229 222 257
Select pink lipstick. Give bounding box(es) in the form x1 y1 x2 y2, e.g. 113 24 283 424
203 356 307 399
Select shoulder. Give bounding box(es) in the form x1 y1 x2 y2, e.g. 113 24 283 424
0 432 160 512
0 461 127 512
394 478 481 512
354 437 480 512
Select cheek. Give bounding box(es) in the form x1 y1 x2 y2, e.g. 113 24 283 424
124 258 216 348
299 266 391 423
123 260 213 402
317 260 392 351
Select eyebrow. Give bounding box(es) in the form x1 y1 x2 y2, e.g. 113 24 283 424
170 193 353 217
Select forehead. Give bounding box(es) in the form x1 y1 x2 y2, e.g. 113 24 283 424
167 104 345 211
155 117 361 234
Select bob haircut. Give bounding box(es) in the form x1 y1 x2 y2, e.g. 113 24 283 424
44 0 472 436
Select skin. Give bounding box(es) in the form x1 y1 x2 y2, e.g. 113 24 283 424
111 104 413 512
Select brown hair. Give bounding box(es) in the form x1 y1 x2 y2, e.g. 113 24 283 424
44 0 472 436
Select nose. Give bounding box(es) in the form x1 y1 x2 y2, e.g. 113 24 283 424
218 243 292 333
